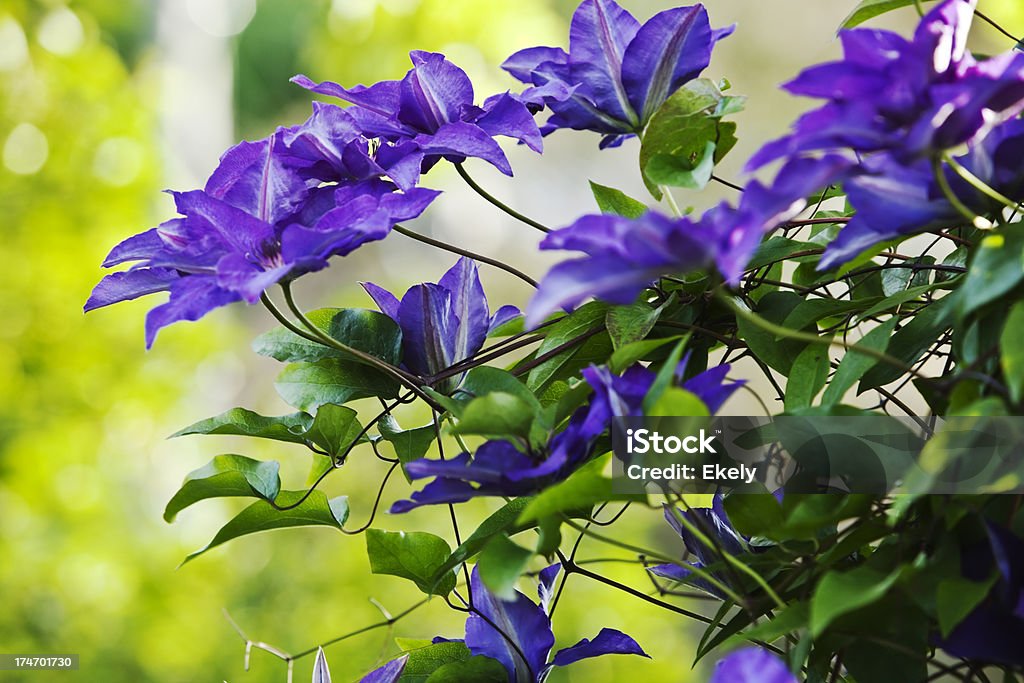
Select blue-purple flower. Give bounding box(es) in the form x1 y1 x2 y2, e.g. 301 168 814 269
710 647 797 683
503 0 733 148
526 155 850 327
360 565 647 682
361 257 519 388
748 0 1024 169
293 51 542 178
649 494 747 597
86 129 438 347
391 361 742 513
936 521 1024 666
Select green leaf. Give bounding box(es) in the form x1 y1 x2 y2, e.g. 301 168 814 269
164 454 281 523
746 237 820 271
840 0 934 29
785 345 830 411
525 302 609 392
639 78 743 198
432 498 532 585
379 414 436 477
606 298 669 350
1001 301 1024 403
642 338 686 412
647 387 709 417
304 404 363 458
734 602 809 646
821 318 898 406
609 335 684 373
452 392 535 439
735 292 808 375
171 407 312 444
723 493 785 539
810 565 900 636
460 367 541 411
860 301 951 390
275 358 399 412
958 230 1024 316
477 533 533 601
183 490 348 564
425 656 507 683
253 307 402 366
937 576 996 638
589 180 647 218
519 455 637 523
365 529 456 596
644 140 717 190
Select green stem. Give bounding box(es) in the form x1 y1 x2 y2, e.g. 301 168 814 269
561 517 745 604
661 186 683 217
943 152 1021 213
392 224 538 288
716 290 925 379
932 157 994 230
454 163 552 234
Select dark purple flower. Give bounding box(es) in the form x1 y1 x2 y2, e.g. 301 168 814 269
467 565 647 682
361 257 518 386
936 522 1024 666
358 565 646 682
86 133 438 347
503 0 733 148
526 155 850 326
390 361 742 512
820 118 1024 269
710 647 797 683
748 0 1024 169
292 51 542 177
648 494 746 598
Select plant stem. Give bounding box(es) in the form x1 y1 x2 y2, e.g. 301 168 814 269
943 152 1021 213
662 186 683 216
931 157 993 229
391 224 538 288
454 162 552 233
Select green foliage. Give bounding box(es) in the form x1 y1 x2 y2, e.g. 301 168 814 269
253 308 403 366
275 358 400 411
590 181 648 218
366 530 457 596
164 455 281 522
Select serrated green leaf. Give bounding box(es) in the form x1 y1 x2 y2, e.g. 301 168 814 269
183 490 348 564
171 407 312 443
589 180 647 218
253 307 402 366
275 358 399 412
164 454 281 523
366 529 456 595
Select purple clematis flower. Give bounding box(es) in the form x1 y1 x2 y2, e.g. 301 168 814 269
748 0 1024 169
503 0 733 148
292 50 542 178
390 361 742 513
86 132 438 347
820 117 1024 269
361 257 519 388
526 155 851 327
648 494 747 598
710 647 797 683
358 565 647 683
935 521 1024 666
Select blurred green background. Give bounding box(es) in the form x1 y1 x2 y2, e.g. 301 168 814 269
1 1 1021 681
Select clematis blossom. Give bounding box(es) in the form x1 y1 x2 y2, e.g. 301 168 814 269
86 132 438 347
503 0 733 148
361 257 519 389
710 647 797 683
359 565 647 683
292 51 542 178
526 155 851 327
390 361 742 513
